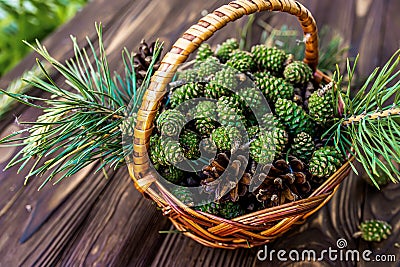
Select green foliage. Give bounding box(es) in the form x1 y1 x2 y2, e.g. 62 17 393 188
326 49 400 187
317 26 349 74
0 24 163 188
0 0 87 76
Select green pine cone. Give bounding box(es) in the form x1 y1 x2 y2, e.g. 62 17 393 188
160 137 185 165
247 126 259 139
176 69 198 81
218 106 245 128
219 201 244 219
226 50 254 73
156 109 186 137
290 132 314 162
196 43 213 61
258 128 289 156
162 165 184 184
196 56 220 79
225 125 243 147
283 61 313 85
272 128 289 154
170 82 203 108
196 202 220 215
237 87 265 112
371 174 391 187
274 98 315 135
215 38 239 62
171 186 193 205
204 82 224 100
255 74 294 102
358 220 392 242
308 146 343 178
204 68 238 99
180 130 200 159
250 132 278 164
211 126 241 151
149 135 168 167
260 113 286 131
195 101 218 136
251 45 287 73
196 201 243 219
308 85 335 126
217 95 242 111
253 71 271 80
211 127 231 151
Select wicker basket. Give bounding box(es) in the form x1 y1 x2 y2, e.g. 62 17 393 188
128 0 353 249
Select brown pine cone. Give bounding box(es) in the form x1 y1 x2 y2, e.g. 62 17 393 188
133 39 162 81
252 156 312 208
201 153 251 203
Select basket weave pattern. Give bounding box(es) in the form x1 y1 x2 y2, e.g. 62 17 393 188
128 0 352 249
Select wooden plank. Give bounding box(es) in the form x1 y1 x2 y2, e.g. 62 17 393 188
57 169 170 267
152 227 255 267
102 0 245 67
0 0 399 266
381 0 400 63
0 0 231 265
0 163 109 266
355 0 387 78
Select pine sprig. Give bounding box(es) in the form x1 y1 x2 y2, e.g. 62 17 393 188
0 23 163 189
327 49 400 187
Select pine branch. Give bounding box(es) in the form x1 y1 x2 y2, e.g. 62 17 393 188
343 107 400 125
328 49 400 188
0 23 163 189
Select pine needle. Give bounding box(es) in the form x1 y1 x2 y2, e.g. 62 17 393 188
328 49 400 186
0 23 163 188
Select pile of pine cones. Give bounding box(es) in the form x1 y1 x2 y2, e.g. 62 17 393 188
149 38 344 219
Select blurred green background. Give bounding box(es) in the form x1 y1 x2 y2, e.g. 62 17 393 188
0 0 88 77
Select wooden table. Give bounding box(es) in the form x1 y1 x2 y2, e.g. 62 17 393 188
0 0 399 266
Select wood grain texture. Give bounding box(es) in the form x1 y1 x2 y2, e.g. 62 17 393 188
0 0 399 266
57 168 170 267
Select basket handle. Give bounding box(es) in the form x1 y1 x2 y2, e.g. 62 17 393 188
133 0 319 179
